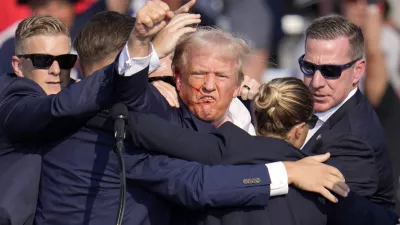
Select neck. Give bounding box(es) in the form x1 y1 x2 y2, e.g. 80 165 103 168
213 111 230 128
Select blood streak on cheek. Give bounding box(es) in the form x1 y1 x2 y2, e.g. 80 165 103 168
186 84 213 105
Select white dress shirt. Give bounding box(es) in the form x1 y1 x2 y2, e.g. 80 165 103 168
227 98 256 135
117 42 288 197
301 88 358 149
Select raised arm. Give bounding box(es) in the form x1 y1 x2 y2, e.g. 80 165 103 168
117 1 200 114
0 62 139 141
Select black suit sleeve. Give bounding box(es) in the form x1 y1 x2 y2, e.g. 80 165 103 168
0 62 147 142
129 112 305 165
327 192 399 225
319 134 379 199
129 112 230 165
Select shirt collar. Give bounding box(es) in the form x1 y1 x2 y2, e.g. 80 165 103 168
315 88 358 123
227 98 256 135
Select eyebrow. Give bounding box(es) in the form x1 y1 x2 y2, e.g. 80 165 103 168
190 67 231 75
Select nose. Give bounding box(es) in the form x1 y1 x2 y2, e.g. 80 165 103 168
202 73 216 93
48 60 61 76
311 70 326 90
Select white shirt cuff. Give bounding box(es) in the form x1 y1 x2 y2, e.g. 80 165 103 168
117 42 158 76
149 49 160 74
265 161 289 196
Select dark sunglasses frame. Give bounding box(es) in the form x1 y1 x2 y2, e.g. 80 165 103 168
17 54 77 70
298 54 362 79
291 114 319 130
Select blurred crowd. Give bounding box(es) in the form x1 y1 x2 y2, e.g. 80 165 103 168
0 0 399 224
1 0 399 84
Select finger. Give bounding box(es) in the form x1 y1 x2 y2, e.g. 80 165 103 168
168 13 201 27
166 10 175 20
157 81 179 108
152 0 170 12
327 166 345 182
153 81 177 107
247 80 261 100
240 85 250 100
309 152 330 163
147 20 168 36
146 6 168 25
174 26 197 39
138 14 154 28
247 89 259 100
174 0 196 14
169 18 201 31
160 81 180 107
336 181 350 193
318 187 338 203
324 180 348 198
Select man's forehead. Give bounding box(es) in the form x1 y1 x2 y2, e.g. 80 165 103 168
305 37 351 64
189 50 237 65
22 34 71 54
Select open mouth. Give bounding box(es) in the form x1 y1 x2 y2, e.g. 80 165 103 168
199 96 216 103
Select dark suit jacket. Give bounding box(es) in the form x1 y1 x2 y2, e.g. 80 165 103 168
129 112 399 225
0 66 274 224
35 107 271 225
0 60 143 225
302 90 395 209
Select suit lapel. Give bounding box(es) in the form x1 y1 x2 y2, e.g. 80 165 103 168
303 122 329 154
325 89 363 129
303 89 363 153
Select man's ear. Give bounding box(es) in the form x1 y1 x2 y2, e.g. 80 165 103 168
174 66 183 91
12 56 24 78
353 59 366 84
233 85 240 97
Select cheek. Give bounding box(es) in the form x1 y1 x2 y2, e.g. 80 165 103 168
30 72 47 84
303 77 312 87
216 83 236 103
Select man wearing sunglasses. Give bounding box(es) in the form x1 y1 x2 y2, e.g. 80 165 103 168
0 8 177 224
298 14 396 221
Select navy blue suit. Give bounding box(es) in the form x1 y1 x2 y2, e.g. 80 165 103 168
128 112 399 225
36 112 270 225
302 90 395 209
0 63 273 225
0 60 129 225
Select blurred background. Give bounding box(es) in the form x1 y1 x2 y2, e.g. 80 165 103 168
0 0 399 85
0 0 399 214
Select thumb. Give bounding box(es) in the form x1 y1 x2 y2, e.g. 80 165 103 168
310 152 330 163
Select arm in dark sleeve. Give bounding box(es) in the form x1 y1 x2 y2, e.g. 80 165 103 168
129 112 229 164
124 151 271 209
0 62 147 141
119 56 173 118
319 135 379 198
327 192 399 225
129 112 305 165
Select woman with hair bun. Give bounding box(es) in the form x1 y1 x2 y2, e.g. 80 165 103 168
254 77 317 149
128 77 329 225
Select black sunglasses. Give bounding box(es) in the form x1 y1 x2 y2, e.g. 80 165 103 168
298 54 362 79
17 54 77 70
291 114 319 129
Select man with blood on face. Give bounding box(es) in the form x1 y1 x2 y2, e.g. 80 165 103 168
173 27 246 126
